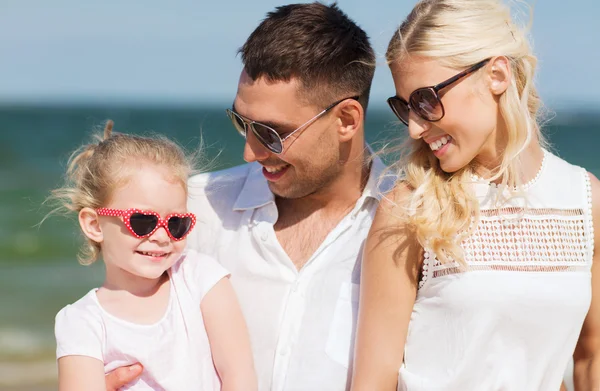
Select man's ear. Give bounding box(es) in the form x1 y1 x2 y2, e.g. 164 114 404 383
79 207 103 244
487 56 511 96
337 98 363 143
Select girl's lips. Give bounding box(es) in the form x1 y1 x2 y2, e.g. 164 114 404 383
136 251 170 262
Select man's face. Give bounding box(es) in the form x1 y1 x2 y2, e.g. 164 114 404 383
232 71 343 199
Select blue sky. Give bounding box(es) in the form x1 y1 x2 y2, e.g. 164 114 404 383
1 0 598 110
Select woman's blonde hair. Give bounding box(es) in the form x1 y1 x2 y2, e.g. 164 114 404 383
386 0 547 264
46 121 196 265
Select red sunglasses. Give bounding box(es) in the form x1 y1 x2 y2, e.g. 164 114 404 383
96 208 196 241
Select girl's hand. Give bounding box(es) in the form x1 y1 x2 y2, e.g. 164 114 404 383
104 363 144 391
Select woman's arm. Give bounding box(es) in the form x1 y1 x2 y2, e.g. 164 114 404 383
201 277 257 391
351 185 422 391
573 173 600 390
59 356 106 391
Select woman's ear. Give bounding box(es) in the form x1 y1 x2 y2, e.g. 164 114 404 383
487 56 511 96
79 207 103 244
337 98 364 143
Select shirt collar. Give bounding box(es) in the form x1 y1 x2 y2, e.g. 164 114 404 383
362 154 394 202
232 163 275 211
233 146 394 211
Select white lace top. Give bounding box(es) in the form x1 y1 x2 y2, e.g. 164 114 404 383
398 151 594 391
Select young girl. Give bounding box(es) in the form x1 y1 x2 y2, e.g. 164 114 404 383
50 121 257 391
351 1 599 390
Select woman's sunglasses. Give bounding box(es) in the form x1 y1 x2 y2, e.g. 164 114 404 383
226 96 359 154
387 59 490 126
96 208 196 241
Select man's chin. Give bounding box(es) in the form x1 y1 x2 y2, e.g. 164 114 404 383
268 182 308 200
269 183 292 198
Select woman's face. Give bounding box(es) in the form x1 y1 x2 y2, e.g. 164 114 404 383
390 57 506 173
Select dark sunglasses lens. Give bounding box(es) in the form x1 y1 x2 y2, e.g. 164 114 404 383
167 216 193 239
388 98 409 125
410 88 443 121
129 213 158 236
228 111 247 137
251 123 283 154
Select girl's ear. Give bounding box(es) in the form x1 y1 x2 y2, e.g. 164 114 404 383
79 207 103 244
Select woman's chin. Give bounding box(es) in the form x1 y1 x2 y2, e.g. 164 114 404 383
439 160 463 174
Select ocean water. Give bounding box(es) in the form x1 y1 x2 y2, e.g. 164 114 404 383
1 104 598 389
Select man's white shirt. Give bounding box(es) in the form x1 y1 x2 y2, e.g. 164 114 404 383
187 157 392 391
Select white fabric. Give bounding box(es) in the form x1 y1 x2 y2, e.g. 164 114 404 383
55 250 229 391
399 151 594 391
187 157 392 391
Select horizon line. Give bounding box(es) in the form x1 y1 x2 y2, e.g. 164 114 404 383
1 97 599 114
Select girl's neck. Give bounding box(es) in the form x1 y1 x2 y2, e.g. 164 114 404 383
102 265 169 298
96 268 172 325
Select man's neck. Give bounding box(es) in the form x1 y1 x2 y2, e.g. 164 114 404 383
276 152 370 218
273 150 371 269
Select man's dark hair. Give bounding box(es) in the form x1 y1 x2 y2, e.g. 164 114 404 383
239 2 375 111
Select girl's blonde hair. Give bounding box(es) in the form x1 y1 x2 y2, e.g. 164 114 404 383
386 0 547 264
47 121 195 265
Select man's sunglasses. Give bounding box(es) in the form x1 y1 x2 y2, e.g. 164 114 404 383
387 59 490 126
96 208 196 241
226 96 359 154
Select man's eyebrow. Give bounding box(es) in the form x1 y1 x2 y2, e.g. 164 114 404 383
232 105 297 132
260 120 296 132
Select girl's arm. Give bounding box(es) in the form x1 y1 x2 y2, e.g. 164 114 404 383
573 173 600 390
201 277 257 391
59 356 106 391
351 185 422 391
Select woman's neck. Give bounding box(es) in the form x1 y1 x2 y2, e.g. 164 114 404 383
473 140 545 186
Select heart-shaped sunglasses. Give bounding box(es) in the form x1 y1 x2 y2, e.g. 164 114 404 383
96 208 196 241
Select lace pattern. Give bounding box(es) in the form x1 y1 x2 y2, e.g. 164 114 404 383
419 210 591 288
417 159 594 290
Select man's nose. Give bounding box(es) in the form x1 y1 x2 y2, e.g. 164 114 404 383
243 128 271 163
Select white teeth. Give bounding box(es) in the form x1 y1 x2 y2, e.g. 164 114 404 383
264 165 288 173
429 135 452 151
139 251 166 257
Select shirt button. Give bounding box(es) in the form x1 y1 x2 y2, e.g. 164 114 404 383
261 231 268 241
279 346 291 356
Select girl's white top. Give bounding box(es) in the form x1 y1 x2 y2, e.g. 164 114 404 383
55 250 230 391
399 151 594 391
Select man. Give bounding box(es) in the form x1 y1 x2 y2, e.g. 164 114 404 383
106 3 392 390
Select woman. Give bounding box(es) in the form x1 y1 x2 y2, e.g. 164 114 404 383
351 0 600 390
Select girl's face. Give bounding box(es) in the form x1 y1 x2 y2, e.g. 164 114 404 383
390 57 506 173
96 164 188 282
